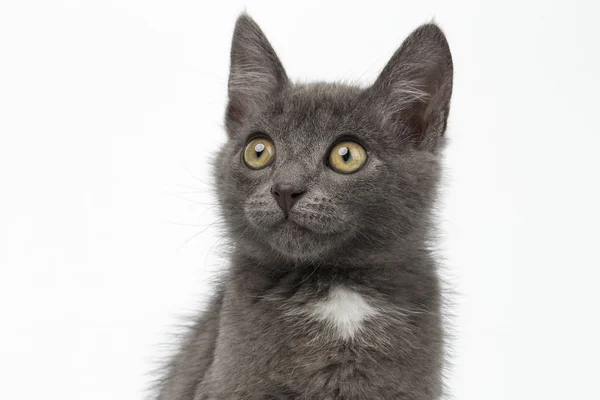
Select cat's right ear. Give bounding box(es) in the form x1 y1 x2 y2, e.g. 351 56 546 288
226 14 288 133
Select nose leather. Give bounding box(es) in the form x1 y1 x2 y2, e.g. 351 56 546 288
272 183 306 218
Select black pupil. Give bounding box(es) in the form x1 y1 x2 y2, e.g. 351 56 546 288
255 143 265 158
341 147 351 162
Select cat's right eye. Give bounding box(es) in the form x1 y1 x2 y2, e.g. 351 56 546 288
243 137 276 170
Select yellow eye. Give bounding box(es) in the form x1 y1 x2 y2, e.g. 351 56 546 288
329 141 367 174
243 137 275 169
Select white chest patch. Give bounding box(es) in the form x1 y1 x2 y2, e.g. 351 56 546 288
309 286 379 340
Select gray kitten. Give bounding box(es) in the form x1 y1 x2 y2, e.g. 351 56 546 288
156 13 453 400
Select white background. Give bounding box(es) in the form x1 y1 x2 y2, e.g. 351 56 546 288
1 1 599 399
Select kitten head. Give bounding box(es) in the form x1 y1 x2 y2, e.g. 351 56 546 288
215 14 453 263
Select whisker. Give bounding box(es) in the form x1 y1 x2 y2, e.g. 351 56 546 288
166 219 223 228
175 183 215 192
179 219 224 248
180 161 217 189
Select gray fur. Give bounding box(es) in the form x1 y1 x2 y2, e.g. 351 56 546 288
156 13 453 400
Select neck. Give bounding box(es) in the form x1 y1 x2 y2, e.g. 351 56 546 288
227 230 438 307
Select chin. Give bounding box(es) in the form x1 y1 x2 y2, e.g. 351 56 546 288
264 221 340 262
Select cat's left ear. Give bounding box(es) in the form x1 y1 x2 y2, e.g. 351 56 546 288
368 24 453 152
226 14 288 133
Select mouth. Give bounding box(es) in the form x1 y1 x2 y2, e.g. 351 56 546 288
275 214 332 236
243 202 352 259
241 208 354 261
274 217 313 234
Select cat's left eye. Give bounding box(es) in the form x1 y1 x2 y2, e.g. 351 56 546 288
328 141 367 174
243 137 276 169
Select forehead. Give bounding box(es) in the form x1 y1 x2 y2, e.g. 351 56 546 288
258 83 366 145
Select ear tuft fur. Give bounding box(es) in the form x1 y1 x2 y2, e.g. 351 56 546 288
369 24 453 151
227 14 288 132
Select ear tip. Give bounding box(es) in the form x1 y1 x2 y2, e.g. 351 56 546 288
418 22 445 32
411 23 453 68
234 13 260 35
414 23 450 46
235 12 254 25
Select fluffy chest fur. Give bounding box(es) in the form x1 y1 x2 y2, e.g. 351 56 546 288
307 286 379 340
194 275 443 399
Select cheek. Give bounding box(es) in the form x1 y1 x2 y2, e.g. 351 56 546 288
325 160 413 236
217 152 266 216
291 187 352 234
243 183 282 228
322 157 385 206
